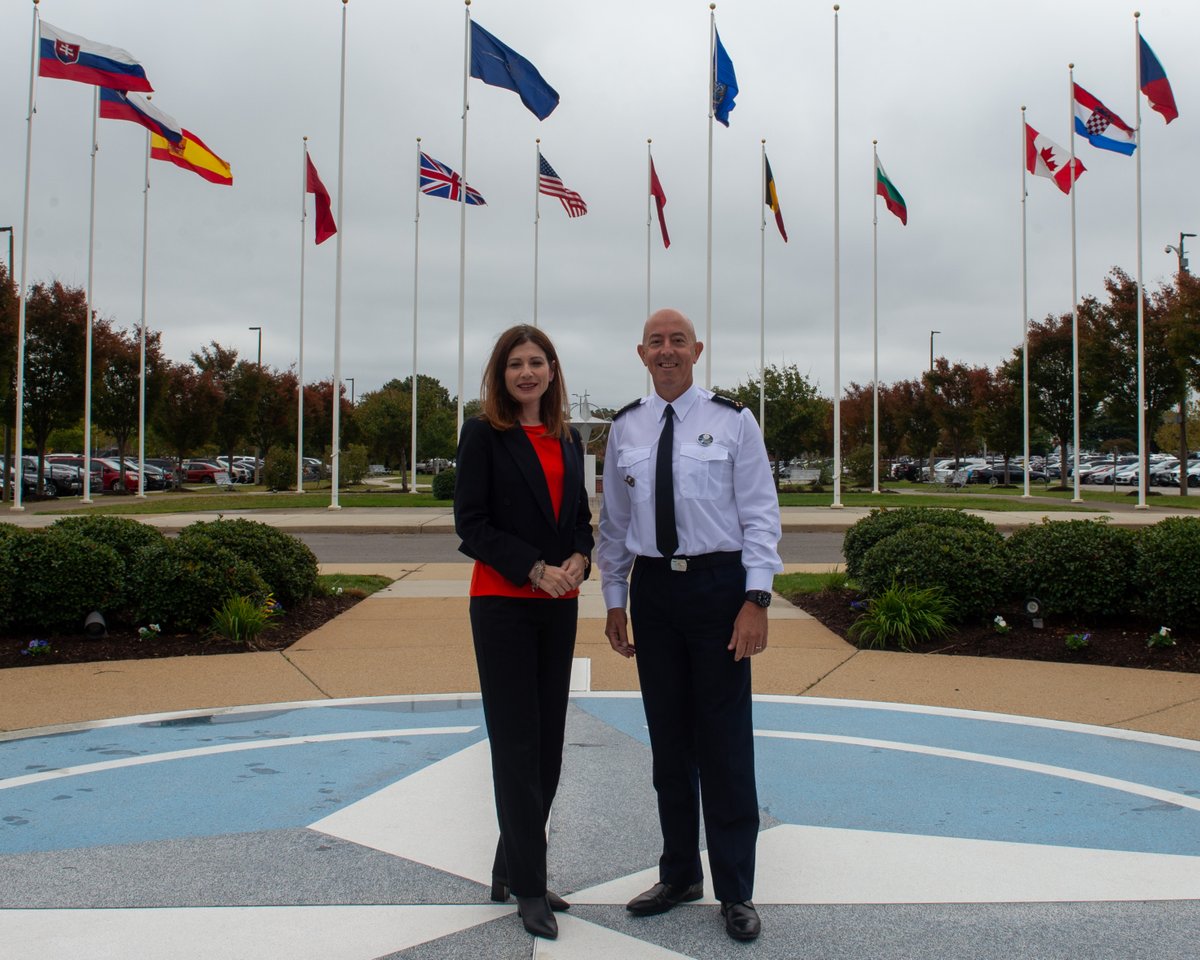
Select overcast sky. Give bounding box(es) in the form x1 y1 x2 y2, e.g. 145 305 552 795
2 0 1196 416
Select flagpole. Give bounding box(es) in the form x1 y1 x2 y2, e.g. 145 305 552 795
1068 63 1082 504
83 86 99 503
297 137 308 494
705 4 715 389
533 138 541 327
1133 12 1148 510
136 125 150 498
831 4 843 510
457 0 472 435
645 139 652 395
12 0 41 513
759 140 766 431
330 0 349 511
411 138 421 495
871 140 880 495
1020 107 1031 499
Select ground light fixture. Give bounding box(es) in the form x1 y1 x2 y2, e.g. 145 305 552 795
84 611 107 638
1024 597 1043 630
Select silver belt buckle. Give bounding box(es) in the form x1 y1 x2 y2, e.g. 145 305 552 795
669 558 689 572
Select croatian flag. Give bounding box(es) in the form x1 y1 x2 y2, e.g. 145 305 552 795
99 88 182 144
1139 34 1178 124
1025 122 1085 195
38 21 153 92
1072 84 1135 156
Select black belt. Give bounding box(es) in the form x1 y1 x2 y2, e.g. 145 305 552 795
635 551 742 573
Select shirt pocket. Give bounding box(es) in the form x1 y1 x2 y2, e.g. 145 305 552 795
679 442 731 501
616 445 654 503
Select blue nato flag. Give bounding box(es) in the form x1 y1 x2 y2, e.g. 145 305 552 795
469 21 560 121
713 29 739 126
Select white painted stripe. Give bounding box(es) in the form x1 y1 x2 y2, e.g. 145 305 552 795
756 728 1200 812
0 726 478 791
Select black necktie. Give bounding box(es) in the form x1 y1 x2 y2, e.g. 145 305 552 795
655 404 679 558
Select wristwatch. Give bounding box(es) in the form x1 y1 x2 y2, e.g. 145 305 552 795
744 590 772 608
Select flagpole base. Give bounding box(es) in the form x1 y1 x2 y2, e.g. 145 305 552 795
829 502 845 510
1070 498 1084 504
1133 504 1150 511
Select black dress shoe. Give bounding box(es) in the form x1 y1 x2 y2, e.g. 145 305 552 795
515 894 558 939
721 900 761 941
490 879 570 911
625 880 705 916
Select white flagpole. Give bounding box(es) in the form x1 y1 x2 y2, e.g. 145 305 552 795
136 125 150 498
759 140 766 430
871 140 880 495
12 2 41 512
1133 13 1148 510
1021 107 1031 498
533 139 541 327
831 4 843 509
645 139 653 395
411 138 421 495
83 87 99 503
297 137 308 494
1068 63 1082 503
705 4 715 389
457 0 472 435
330 0 349 510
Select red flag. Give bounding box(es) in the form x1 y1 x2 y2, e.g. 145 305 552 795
650 159 670 249
306 154 337 245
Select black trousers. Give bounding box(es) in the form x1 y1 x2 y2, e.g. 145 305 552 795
630 559 759 903
469 595 577 897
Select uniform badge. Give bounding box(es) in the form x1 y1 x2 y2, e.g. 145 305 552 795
698 434 713 446
624 475 636 486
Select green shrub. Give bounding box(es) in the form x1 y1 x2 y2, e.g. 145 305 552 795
210 594 278 646
129 537 269 631
339 444 369 486
178 519 319 608
0 523 23 543
432 466 456 501
844 446 875 488
50 515 164 563
1133 516 1200 629
263 447 296 491
1005 519 1136 617
843 507 1000 581
0 528 122 631
858 523 1007 620
848 580 953 651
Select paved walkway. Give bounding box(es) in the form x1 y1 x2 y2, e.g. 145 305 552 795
2 508 1200 957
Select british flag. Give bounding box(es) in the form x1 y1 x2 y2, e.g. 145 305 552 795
538 154 588 218
419 152 486 205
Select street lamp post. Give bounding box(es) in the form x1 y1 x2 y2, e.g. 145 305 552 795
1 227 12 506
1165 232 1196 274
346 378 355 406
929 330 940 373
248 326 262 367
247 326 263 484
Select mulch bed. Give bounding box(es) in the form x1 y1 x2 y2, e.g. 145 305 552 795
791 588 1200 674
0 593 364 670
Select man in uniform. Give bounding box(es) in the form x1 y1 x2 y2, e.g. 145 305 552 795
597 307 783 942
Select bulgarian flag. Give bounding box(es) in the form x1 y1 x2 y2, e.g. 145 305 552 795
875 155 907 225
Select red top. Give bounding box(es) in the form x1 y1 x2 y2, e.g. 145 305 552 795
470 424 579 599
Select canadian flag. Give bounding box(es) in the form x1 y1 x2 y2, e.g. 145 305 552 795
1025 122 1086 194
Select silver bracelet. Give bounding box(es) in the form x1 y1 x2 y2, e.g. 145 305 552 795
530 560 546 592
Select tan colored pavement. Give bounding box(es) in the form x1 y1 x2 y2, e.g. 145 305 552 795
1 559 1197 742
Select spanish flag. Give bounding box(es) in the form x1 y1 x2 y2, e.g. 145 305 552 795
150 129 232 186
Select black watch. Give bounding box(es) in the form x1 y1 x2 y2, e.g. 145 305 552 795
744 590 772 608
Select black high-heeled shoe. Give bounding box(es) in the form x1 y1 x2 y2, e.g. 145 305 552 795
515 894 558 939
490 879 570 911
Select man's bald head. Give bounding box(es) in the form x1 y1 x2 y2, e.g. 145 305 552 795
639 308 703 402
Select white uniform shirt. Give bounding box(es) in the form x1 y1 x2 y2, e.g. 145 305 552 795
597 384 784 611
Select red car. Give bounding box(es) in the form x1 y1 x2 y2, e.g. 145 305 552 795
181 460 227 484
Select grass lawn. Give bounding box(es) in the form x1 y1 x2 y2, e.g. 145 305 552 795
775 491 1097 511
774 571 852 596
41 490 452 516
318 573 393 596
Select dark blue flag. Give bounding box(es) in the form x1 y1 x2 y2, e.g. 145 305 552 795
469 21 560 121
713 29 738 127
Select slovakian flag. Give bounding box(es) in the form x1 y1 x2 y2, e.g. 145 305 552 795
419 152 485 205
649 159 670 249
712 29 739 127
469 21 559 121
538 154 587 218
38 21 153 93
1025 123 1085 195
306 153 337 245
764 153 788 241
1072 84 1135 156
150 129 233 186
875 155 907 226
1139 34 1178 124
98 88 182 144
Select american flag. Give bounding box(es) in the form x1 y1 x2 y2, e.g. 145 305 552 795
538 154 587 218
419 152 486 205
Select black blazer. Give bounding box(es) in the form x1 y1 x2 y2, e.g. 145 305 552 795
454 417 594 588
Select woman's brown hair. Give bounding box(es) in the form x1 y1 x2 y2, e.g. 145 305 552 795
479 324 570 437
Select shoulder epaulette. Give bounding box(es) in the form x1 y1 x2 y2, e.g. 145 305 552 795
711 394 744 410
611 398 643 421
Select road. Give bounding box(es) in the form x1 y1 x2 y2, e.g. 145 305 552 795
295 531 847 565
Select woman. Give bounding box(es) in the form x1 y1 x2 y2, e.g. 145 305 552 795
454 324 593 941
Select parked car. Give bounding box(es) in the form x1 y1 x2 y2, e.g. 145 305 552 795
119 458 167 491
45 454 114 493
181 460 228 484
146 458 182 490
24 456 91 497
215 457 253 483
969 464 1046 485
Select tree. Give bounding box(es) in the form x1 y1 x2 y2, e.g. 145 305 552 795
974 362 1024 482
154 360 221 463
192 341 262 473
926 358 988 468
357 380 412 482
92 322 166 480
248 367 299 472
721 364 829 486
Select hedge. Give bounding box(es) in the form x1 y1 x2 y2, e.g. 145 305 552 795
1005 519 1137 618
